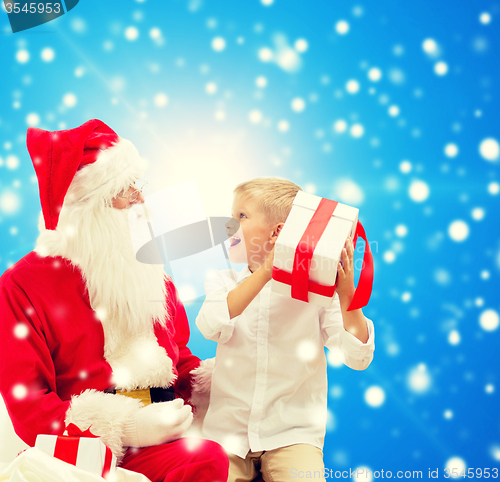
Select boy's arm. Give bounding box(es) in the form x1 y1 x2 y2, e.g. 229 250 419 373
196 249 274 343
227 254 273 318
320 293 375 371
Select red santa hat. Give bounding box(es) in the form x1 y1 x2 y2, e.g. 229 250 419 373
27 119 144 230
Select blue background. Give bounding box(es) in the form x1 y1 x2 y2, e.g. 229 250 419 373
1 0 499 479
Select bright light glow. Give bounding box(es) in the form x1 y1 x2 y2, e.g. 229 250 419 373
335 178 364 205
125 26 139 41
401 292 411 302
471 207 485 220
400 160 412 173
14 323 29 339
352 467 373 482
277 120 289 132
276 47 301 73
445 458 467 476
422 38 438 55
364 386 385 407
12 384 27 400
75 66 85 77
444 143 459 157
368 67 382 82
255 76 267 88
211 37 226 52
150 27 162 40
291 97 306 112
434 61 449 76
408 180 430 202
485 384 495 394
326 347 344 367
388 105 400 117
41 47 55 62
16 50 29 63
154 93 169 107
335 20 350 35
294 38 308 52
304 183 317 194
258 47 273 62
261 0 274 5
389 68 405 84
407 364 431 393
490 444 500 462
177 284 197 302
448 220 469 242
479 138 500 161
384 251 395 263
26 113 40 126
6 155 19 170
350 124 364 138
479 12 491 24
448 330 460 345
479 309 499 331
444 409 453 419
297 340 318 361
248 109 263 124
205 82 217 94
63 93 77 108
333 119 347 133
346 79 360 94
395 224 408 237
0 192 20 215
214 110 225 121
488 182 499 195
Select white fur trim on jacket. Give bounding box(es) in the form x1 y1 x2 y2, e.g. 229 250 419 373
188 358 215 433
65 389 142 462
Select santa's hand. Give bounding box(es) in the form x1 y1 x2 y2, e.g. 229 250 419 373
122 398 193 448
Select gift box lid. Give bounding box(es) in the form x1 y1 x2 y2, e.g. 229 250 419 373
278 191 359 256
292 190 358 223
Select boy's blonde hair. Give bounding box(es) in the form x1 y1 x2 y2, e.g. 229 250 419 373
234 177 302 226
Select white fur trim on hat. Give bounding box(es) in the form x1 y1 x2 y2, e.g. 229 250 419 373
66 137 148 205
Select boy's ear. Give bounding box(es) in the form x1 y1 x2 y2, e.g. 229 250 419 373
270 223 284 245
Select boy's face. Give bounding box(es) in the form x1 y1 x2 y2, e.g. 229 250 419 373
229 194 274 270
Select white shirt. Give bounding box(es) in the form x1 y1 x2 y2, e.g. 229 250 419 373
196 267 375 458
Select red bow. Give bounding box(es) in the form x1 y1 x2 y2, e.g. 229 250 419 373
65 423 97 438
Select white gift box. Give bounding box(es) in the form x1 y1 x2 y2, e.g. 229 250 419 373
35 433 116 479
272 191 359 308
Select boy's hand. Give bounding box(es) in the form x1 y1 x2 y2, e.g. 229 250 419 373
336 236 355 305
262 246 275 281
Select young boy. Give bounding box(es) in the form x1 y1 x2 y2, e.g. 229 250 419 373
196 177 375 482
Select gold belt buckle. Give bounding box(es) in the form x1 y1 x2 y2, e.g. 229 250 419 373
115 388 152 406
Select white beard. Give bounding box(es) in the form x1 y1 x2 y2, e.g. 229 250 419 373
35 201 176 390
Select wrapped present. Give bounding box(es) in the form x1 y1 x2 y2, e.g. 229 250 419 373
35 424 116 479
272 191 373 309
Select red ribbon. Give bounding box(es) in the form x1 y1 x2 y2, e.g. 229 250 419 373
53 434 79 466
66 423 97 438
273 198 374 311
52 424 114 478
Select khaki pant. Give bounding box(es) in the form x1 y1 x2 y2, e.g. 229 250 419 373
228 444 325 482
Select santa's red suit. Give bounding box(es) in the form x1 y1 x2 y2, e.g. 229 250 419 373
0 120 227 482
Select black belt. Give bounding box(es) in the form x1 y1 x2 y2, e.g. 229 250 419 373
105 386 175 404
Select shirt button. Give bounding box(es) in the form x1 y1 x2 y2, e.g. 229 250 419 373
256 398 261 403
258 367 265 373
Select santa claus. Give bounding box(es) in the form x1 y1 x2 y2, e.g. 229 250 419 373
0 120 227 482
